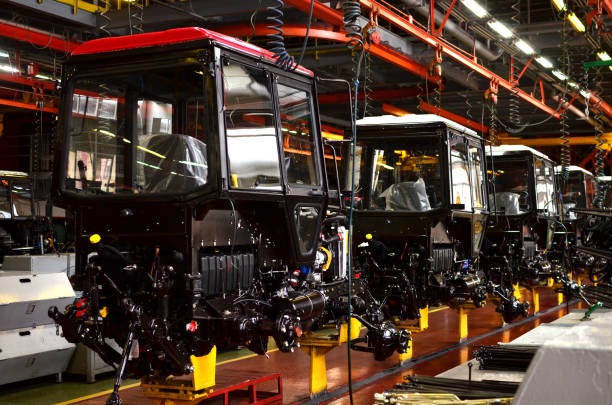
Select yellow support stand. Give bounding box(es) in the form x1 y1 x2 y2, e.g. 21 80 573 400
396 306 428 363
531 287 541 313
594 274 599 287
141 346 216 405
458 306 469 341
513 282 522 300
300 320 362 398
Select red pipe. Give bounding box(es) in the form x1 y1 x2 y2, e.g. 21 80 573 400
419 101 489 134
354 0 560 119
217 25 436 84
320 85 436 103
284 0 344 26
0 98 57 113
0 72 56 91
284 0 560 118
0 21 80 53
589 93 612 119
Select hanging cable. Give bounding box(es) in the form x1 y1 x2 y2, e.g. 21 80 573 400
266 0 296 71
362 36 374 118
99 0 112 37
559 18 570 205
295 0 314 67
594 64 607 207
508 0 521 127
417 80 425 113
343 1 365 403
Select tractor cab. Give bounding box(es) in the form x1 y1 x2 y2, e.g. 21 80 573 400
555 165 597 220
597 176 612 209
0 171 47 260
347 114 489 321
552 165 597 278
484 145 561 288
49 28 407 393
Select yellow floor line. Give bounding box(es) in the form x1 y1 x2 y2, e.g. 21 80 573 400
53 348 281 405
428 305 449 314
54 382 141 405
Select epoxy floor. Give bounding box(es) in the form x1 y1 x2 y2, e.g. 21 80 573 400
0 287 573 405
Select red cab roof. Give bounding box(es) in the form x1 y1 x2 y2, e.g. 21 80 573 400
71 27 313 77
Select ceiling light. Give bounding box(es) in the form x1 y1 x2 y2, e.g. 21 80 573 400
567 12 586 33
0 64 18 73
535 56 553 69
488 20 514 38
568 81 579 88
461 0 488 18
552 0 567 11
34 74 52 81
580 90 590 99
0 51 9 58
598 51 611 61
514 39 535 55
552 70 568 81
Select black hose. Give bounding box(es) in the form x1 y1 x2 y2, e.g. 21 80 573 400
343 2 365 404
266 0 296 71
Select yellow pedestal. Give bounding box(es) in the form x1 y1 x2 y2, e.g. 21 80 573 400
557 292 564 305
531 288 541 313
141 346 216 404
458 307 469 341
513 282 522 300
594 274 599 287
396 306 428 363
300 320 362 397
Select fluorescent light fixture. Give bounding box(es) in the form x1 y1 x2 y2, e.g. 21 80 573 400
0 64 18 73
552 70 568 81
514 39 535 55
34 74 52 81
598 51 611 61
137 145 166 159
377 162 394 170
568 81 579 88
552 0 566 11
567 12 586 32
0 51 9 58
580 90 590 98
461 0 488 18
535 56 553 69
487 20 513 38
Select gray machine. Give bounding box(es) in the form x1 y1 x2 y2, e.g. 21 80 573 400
0 255 76 385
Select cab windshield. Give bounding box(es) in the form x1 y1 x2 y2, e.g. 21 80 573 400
535 159 556 215
488 159 530 215
366 141 443 211
64 64 210 195
560 172 595 209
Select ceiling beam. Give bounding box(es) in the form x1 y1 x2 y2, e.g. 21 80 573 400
4 0 96 27
217 24 437 84
0 20 80 53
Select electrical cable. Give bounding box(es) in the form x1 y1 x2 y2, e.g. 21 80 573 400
295 0 315 68
246 0 263 43
594 64 607 207
99 0 112 37
559 17 570 218
343 2 366 403
508 0 521 127
492 53 571 134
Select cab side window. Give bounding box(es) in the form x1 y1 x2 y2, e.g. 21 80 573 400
223 62 281 190
451 142 472 210
469 146 485 209
277 83 319 186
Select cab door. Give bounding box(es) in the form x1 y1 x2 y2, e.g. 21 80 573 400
274 76 326 264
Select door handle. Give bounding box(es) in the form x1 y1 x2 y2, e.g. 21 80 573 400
309 190 325 196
